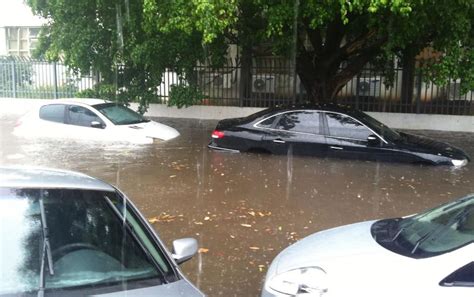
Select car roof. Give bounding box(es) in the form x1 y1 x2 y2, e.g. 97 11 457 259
267 103 358 114
0 166 115 191
49 98 110 106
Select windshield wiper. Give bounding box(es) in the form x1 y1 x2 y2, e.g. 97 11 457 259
38 194 54 297
391 218 415 242
410 207 472 255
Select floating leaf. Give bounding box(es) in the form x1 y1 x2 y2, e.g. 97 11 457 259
148 217 159 224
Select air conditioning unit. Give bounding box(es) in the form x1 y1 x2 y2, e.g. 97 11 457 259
252 75 275 93
357 77 381 97
210 73 233 89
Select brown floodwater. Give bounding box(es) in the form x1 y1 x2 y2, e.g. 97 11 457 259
1 114 473 296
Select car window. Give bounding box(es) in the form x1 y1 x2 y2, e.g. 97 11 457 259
325 112 372 140
39 104 66 123
0 187 172 295
440 262 474 287
275 111 320 134
93 103 149 125
374 195 474 259
67 105 104 127
399 196 474 255
257 115 277 128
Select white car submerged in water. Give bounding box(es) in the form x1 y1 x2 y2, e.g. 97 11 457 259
262 194 474 297
13 98 180 144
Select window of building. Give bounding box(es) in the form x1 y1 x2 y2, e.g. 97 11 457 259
6 27 41 56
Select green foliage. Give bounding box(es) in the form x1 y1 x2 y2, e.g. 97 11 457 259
76 84 117 101
27 0 474 104
168 85 205 108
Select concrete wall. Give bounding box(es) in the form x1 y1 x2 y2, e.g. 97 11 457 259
1 98 473 132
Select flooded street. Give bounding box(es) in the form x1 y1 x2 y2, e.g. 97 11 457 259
1 114 473 296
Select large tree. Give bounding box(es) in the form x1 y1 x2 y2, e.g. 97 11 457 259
27 0 473 108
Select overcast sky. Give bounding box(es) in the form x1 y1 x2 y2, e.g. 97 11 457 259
0 0 46 27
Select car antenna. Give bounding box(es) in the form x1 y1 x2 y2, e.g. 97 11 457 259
38 191 54 297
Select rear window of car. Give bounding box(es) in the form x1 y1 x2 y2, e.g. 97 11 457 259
275 111 320 134
39 104 66 123
256 116 277 128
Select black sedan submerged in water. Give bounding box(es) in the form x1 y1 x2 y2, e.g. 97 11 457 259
208 104 470 166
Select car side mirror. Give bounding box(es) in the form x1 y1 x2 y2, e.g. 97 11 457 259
172 238 198 265
90 121 104 129
367 135 381 146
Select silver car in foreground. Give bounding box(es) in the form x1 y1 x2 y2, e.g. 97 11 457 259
0 167 204 297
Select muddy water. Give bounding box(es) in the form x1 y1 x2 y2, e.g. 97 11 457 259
1 115 473 296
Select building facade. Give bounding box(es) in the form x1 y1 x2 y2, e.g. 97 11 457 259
0 0 46 56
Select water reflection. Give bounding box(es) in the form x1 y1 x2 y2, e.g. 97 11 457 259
1 115 473 296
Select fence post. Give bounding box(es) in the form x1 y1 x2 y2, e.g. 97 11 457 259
53 61 58 99
415 68 422 114
11 60 17 98
355 75 360 110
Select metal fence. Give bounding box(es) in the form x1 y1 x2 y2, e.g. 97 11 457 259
1 56 472 115
0 56 96 99
336 67 473 115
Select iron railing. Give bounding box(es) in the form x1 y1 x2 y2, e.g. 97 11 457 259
0 56 97 99
1 56 472 115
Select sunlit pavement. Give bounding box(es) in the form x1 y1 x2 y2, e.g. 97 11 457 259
1 114 473 296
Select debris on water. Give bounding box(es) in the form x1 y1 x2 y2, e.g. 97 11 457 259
198 248 209 254
241 223 252 228
148 213 177 223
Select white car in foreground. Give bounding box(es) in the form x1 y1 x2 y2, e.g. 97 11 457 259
13 98 180 144
262 194 474 297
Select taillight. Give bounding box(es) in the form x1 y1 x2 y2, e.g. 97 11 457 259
211 130 225 139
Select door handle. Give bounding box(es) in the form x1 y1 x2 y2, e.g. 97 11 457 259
330 146 343 150
273 139 286 144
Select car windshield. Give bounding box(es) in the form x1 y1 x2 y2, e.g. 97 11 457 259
394 194 474 257
93 103 150 125
0 187 172 295
353 110 401 142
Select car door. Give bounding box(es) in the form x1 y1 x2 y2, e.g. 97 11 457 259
323 112 384 161
65 105 107 140
262 111 327 156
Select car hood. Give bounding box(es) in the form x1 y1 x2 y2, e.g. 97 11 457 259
121 120 180 141
90 279 204 297
395 132 469 160
271 221 394 275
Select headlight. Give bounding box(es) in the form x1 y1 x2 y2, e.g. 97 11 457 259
451 159 467 167
269 267 328 296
